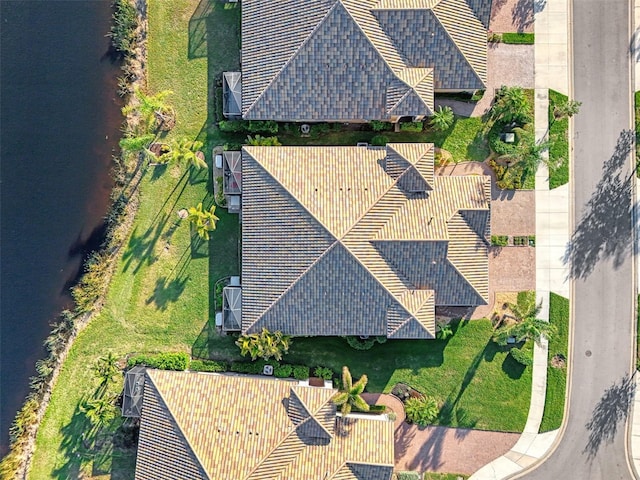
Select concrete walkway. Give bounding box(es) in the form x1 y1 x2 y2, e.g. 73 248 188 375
470 0 570 477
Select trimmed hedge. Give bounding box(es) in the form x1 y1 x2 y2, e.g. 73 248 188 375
190 359 228 373
127 352 190 371
218 120 278 134
510 347 533 366
491 235 509 247
371 134 389 146
293 365 310 380
397 473 420 480
399 121 424 132
274 364 293 378
314 366 334 380
502 33 535 45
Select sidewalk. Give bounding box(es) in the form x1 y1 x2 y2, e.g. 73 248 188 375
470 0 570 477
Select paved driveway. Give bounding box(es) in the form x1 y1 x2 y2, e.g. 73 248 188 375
490 0 534 33
394 424 520 475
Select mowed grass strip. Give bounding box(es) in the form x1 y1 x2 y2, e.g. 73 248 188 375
29 0 240 478
548 90 570 188
539 293 569 432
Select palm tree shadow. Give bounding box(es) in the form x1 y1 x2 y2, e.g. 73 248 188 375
145 275 189 310
583 373 636 461
563 130 639 279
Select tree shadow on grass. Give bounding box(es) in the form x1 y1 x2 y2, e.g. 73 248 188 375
583 373 636 461
121 217 167 273
563 129 639 280
145 275 189 311
52 403 91 479
501 352 526 379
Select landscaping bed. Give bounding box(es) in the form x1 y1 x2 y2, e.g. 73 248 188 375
539 293 570 432
548 90 570 188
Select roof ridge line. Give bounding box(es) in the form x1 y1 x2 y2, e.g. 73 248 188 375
243 240 339 332
432 0 486 85
291 386 335 437
339 0 407 72
387 87 414 114
144 371 211 479
445 213 488 303
244 1 341 117
243 423 306 480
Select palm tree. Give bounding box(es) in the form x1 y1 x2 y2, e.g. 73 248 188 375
119 132 155 159
429 105 455 132
93 353 119 387
235 328 292 361
332 366 369 415
122 87 174 133
187 202 219 240
159 137 207 169
490 85 532 125
493 293 557 346
80 396 117 430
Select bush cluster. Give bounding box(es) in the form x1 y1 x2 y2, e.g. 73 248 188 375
218 120 278 134
190 359 229 373
509 347 533 366
370 120 392 132
109 0 138 56
228 360 322 381
344 335 388 350
490 235 509 247
399 121 424 132
488 121 519 156
127 352 190 371
396 472 420 480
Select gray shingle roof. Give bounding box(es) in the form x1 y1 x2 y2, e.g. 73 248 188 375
241 144 491 339
242 0 488 121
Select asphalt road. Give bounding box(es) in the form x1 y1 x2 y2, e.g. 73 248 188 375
517 0 636 478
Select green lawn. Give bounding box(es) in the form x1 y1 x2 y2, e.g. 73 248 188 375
29 1 240 478
501 33 535 45
548 90 570 188
635 92 640 178
280 116 489 163
539 293 570 432
197 319 532 432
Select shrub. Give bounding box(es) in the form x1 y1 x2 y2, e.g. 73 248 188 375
247 120 278 134
190 359 228 373
370 120 392 132
218 120 246 133
236 328 292 361
245 135 282 146
399 121 424 132
501 33 535 45
230 361 264 374
491 235 509 247
397 472 420 480
274 364 293 378
488 121 519 156
292 365 310 380
314 366 334 380
436 321 454 340
108 0 138 55
510 347 533 366
127 352 190 371
371 135 390 146
404 396 439 426
310 123 331 136
344 336 387 350
471 90 485 102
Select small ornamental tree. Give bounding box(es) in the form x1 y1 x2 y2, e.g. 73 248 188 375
122 87 175 133
332 366 369 415
429 105 455 132
187 203 219 241
553 99 582 120
235 328 292 361
404 396 439 426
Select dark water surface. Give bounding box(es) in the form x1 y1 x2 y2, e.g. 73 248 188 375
1 0 121 454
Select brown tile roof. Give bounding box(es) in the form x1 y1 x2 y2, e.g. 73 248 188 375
134 370 394 480
241 0 488 121
241 144 491 339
